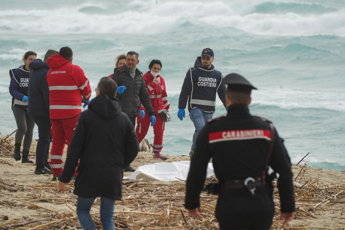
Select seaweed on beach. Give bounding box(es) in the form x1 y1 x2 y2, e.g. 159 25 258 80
0 143 344 229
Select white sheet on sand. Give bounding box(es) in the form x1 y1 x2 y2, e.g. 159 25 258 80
124 161 214 181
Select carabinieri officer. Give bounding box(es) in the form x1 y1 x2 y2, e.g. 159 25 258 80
184 73 295 229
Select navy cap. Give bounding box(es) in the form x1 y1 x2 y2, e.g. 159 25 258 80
201 48 214 58
223 73 257 94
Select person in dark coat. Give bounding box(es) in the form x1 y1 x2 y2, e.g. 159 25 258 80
111 51 155 172
59 77 139 230
28 49 58 175
185 73 295 230
9 50 37 163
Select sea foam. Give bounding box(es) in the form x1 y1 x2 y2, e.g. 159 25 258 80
0 1 344 36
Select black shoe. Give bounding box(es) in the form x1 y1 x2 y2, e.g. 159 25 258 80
13 143 21 161
22 150 34 163
52 175 61 181
35 166 50 175
44 162 52 170
44 167 53 174
124 165 135 172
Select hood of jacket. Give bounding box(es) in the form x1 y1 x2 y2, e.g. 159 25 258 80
47 54 69 69
88 94 122 119
29 59 49 70
194 56 215 71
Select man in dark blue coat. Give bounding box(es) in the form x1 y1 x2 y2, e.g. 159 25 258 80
28 49 58 175
178 48 227 158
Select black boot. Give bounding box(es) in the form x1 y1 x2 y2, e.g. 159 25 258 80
22 150 34 163
52 175 61 181
124 165 135 172
44 161 52 170
35 165 51 175
13 143 21 161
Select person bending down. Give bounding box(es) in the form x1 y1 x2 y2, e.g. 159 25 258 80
59 77 138 230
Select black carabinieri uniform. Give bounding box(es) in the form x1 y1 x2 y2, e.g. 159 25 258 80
185 104 295 217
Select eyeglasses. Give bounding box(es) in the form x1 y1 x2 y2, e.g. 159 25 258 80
152 67 161 71
201 56 211 60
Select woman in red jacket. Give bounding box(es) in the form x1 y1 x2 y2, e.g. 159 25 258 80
136 60 169 160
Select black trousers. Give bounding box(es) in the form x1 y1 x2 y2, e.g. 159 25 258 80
217 210 274 230
128 116 136 128
31 115 51 166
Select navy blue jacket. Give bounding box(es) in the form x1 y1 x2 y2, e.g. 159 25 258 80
9 65 30 108
178 57 226 113
27 59 50 117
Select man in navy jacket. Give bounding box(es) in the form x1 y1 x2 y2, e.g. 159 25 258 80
28 49 58 175
178 48 227 158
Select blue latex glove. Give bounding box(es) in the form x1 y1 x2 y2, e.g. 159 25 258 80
139 109 145 119
83 99 90 108
150 115 156 126
177 109 185 121
22 96 28 103
117 86 126 94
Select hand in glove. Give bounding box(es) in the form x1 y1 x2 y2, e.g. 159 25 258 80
177 109 185 121
150 115 156 126
22 96 28 103
117 86 126 94
83 99 90 108
139 109 145 119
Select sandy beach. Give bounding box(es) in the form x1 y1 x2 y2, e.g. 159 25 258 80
1 137 345 229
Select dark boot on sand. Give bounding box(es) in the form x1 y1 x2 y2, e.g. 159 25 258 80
22 150 34 163
35 165 52 175
45 162 52 170
124 165 135 172
52 175 61 181
13 143 21 161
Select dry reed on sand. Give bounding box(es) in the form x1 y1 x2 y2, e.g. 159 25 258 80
0 135 344 229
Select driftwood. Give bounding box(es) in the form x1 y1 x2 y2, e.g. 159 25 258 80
2 218 49 228
0 130 16 157
0 149 345 229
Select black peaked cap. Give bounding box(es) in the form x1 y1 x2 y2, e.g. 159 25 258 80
223 73 257 91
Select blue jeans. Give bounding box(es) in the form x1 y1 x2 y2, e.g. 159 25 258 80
189 108 213 150
77 196 116 230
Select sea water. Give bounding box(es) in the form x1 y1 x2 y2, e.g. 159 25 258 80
0 0 344 170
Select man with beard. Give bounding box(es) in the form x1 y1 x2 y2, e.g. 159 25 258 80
111 51 155 172
177 48 227 159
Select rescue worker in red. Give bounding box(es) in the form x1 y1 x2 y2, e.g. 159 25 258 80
135 60 170 160
46 46 92 181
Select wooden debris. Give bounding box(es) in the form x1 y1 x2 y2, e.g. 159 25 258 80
0 148 344 229
0 130 16 157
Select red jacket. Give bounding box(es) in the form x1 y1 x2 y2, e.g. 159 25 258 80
46 54 91 119
140 71 170 114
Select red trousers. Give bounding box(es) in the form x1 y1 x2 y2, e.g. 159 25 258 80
50 115 79 176
136 112 165 154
